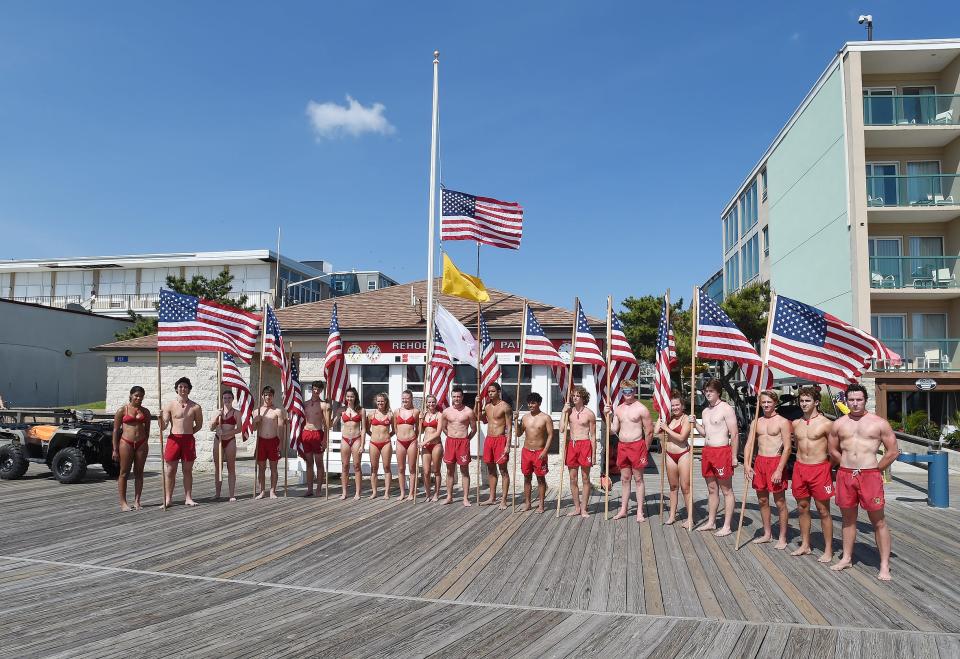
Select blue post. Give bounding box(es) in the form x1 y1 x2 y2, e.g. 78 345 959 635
897 451 950 508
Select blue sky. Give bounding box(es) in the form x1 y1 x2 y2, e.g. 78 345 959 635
2 2 958 317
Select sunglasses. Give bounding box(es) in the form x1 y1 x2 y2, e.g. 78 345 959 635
622 388 636 395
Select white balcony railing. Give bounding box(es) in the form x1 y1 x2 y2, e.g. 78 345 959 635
4 291 273 312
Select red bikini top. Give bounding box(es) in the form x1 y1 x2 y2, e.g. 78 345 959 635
122 408 148 425
341 411 362 423
221 411 238 425
396 414 417 426
422 417 439 429
369 415 392 427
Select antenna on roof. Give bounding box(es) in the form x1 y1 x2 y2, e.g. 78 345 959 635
411 285 424 319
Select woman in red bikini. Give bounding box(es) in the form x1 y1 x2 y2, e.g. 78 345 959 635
211 390 246 502
111 386 151 511
339 387 364 501
367 392 394 499
655 392 692 528
394 389 421 501
420 394 443 501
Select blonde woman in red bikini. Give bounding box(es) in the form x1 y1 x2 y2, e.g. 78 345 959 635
394 389 421 501
366 392 395 499
419 394 443 501
339 387 364 501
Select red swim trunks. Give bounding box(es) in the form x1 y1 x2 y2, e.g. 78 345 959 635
836 467 885 511
752 454 788 493
702 445 733 479
443 437 471 466
521 447 548 476
616 440 648 471
791 460 834 501
564 439 593 468
482 435 509 465
256 436 281 462
301 429 326 454
163 434 196 462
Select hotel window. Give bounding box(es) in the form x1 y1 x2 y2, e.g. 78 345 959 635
229 264 271 293
139 267 180 295
368 280 377 290
13 271 52 299
762 226 769 257
741 181 758 233
53 270 93 299
912 314 947 366
97 269 136 296
550 365 583 414
0 273 10 297
359 364 390 410
499 365 533 409
871 315 905 359
403 365 425 407
723 208 738 252
334 280 346 292
453 365 479 407
724 254 740 296
184 265 220 282
741 234 759 284
761 169 768 201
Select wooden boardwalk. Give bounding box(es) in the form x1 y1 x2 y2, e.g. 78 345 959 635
1 464 958 657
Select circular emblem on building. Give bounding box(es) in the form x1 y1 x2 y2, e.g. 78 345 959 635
366 344 382 362
915 378 937 391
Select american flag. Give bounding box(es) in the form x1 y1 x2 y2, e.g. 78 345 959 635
324 303 349 404
667 324 678 368
653 298 673 418
429 328 455 407
441 188 523 250
767 295 901 389
597 313 639 408
286 357 306 457
157 289 261 362
696 288 773 394
521 306 567 400
221 353 253 435
262 305 286 373
572 302 605 366
477 313 501 405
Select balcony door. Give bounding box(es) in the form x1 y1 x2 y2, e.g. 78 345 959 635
863 88 895 125
869 237 902 287
871 315 906 361
908 236 944 286
912 313 948 369
906 160 942 204
866 162 898 206
902 86 937 124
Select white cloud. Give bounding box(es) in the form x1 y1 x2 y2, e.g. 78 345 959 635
306 95 395 140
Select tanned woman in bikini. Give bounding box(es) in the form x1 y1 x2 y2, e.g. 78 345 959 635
655 392 693 529
420 395 443 501
211 389 246 502
339 387 364 501
394 389 421 501
366 392 395 499
112 386 151 511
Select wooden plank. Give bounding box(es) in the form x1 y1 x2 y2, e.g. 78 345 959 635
673 523 723 619
747 543 830 626
638 506 664 616
697 528 763 620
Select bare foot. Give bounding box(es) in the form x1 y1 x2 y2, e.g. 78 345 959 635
664 516 676 526
228 497 237 503
119 502 132 512
636 515 647 524
369 492 378 500
535 505 544 514
339 491 348 500
499 503 508 511
481 498 497 506
353 492 362 501
774 540 788 550
681 520 692 530
214 493 221 501
431 494 440 502
163 499 173 508
382 493 390 500
696 522 716 532
303 491 314 498
463 499 472 507
442 497 453 506
406 494 415 501
818 553 833 563
714 527 732 537
523 503 532 511
877 567 892 581
580 511 589 519
612 510 628 520
791 545 812 557
830 557 853 572
752 535 772 544
268 491 278 499
185 499 199 507
255 491 266 500
566 510 581 517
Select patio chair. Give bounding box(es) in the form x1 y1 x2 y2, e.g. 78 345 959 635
924 348 947 370
934 109 954 124
933 194 956 206
868 195 884 207
934 268 954 288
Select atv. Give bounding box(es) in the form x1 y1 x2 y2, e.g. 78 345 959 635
0 415 120 484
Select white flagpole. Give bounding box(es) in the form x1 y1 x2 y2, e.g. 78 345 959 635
425 50 440 361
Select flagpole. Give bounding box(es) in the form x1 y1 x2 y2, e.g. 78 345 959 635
557 297 579 518
734 292 777 550
659 289 670 519
283 343 292 498
604 296 613 521
475 242 482 505
513 299 528 513
217 353 224 493
324 393 331 500
254 313 265 500
156 349 169 510
425 49 440 380
688 287 698 531
413 357 432 505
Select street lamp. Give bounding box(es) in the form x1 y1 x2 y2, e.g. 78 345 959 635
858 15 873 41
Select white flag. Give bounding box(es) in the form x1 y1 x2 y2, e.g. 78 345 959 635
434 304 479 367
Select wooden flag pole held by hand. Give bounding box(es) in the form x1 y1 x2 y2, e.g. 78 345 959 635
217 354 224 492
513 299 528 513
734 293 777 550
557 296 579 518
156 351 169 510
688 287 698 531
604 296 613 521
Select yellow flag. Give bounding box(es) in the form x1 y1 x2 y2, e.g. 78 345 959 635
441 253 490 302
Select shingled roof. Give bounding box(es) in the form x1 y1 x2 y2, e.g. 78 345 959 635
93 280 602 351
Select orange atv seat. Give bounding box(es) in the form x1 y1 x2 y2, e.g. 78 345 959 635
27 426 58 441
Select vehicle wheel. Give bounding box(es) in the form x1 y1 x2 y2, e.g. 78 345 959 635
51 447 87 484
0 444 29 480
101 458 121 479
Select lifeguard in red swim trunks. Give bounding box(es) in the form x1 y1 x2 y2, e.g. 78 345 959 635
479 382 512 510
690 379 738 537
302 381 331 498
745 390 792 549
791 385 835 562
515 392 553 513
439 386 477 507
655 392 692 528
160 377 203 508
111 385 151 511
561 386 596 518
252 386 286 500
829 384 898 581
610 380 654 523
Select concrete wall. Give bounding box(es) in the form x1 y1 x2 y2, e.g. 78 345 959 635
0 300 131 407
767 63 854 319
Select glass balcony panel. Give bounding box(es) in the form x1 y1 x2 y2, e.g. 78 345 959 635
865 175 960 207
868 256 960 290
863 94 960 126
872 339 960 372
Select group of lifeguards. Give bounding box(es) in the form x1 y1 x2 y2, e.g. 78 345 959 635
111 375 898 580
